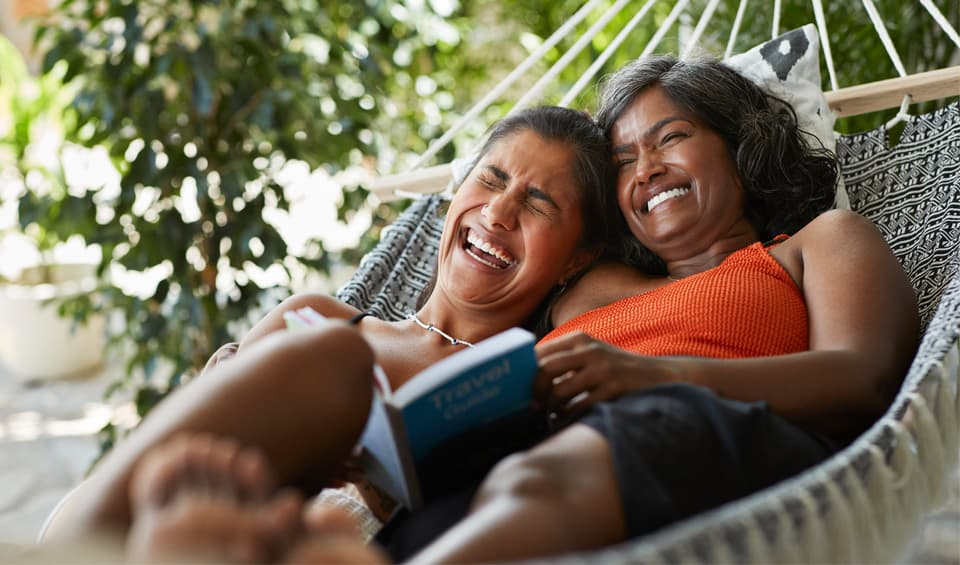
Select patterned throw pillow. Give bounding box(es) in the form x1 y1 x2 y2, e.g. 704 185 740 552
725 24 849 209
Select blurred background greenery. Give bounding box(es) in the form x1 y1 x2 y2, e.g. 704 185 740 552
0 0 957 455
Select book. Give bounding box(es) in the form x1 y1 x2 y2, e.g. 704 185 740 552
283 307 540 510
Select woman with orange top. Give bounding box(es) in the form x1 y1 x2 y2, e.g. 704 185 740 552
380 56 919 563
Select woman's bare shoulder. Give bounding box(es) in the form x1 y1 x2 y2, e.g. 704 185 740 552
552 262 660 327
775 209 884 264
794 209 880 243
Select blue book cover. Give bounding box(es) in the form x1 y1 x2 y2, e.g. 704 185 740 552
359 326 538 509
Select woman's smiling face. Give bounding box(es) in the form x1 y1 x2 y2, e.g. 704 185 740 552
435 129 591 315
611 86 751 259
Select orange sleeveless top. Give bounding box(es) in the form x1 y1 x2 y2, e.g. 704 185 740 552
540 241 808 358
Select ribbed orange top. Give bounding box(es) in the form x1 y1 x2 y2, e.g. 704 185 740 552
540 241 808 358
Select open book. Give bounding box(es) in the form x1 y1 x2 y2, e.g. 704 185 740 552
283 307 541 510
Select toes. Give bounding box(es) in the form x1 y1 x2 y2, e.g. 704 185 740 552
235 445 277 502
130 433 277 515
130 436 192 512
256 489 307 558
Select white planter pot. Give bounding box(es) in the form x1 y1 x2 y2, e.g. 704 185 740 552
0 263 106 382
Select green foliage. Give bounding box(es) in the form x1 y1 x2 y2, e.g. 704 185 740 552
21 1 473 449
20 0 513 455
0 34 80 257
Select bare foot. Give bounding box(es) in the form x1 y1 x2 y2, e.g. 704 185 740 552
282 506 389 564
126 433 304 563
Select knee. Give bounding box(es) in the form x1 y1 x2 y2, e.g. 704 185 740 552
294 323 375 381
242 324 375 432
284 323 374 401
276 292 331 315
474 449 569 508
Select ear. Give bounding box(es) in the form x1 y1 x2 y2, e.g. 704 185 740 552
559 247 600 285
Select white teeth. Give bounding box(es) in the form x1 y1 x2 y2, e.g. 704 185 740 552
465 247 503 269
646 187 690 212
466 231 516 266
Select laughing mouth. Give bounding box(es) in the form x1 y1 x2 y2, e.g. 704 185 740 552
644 186 691 213
465 229 517 269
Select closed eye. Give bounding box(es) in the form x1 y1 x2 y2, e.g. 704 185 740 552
524 188 557 215
660 131 688 146
477 172 505 191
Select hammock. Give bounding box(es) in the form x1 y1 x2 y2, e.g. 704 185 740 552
338 1 960 562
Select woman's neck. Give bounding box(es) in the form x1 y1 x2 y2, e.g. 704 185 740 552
663 230 759 279
410 298 517 349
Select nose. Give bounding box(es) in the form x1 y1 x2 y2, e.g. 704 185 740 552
633 150 666 185
481 191 520 231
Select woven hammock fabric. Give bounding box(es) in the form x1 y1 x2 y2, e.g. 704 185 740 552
838 101 960 329
337 195 445 321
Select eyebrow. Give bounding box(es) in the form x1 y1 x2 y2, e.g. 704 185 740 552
612 116 690 154
483 165 559 209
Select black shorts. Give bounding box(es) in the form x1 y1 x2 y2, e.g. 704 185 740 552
580 383 839 539
377 383 838 559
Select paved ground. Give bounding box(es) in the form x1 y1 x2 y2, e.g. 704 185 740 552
0 358 957 562
0 358 125 544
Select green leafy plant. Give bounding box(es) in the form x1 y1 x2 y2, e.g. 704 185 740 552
0 33 83 278
25 1 349 452
24 0 500 456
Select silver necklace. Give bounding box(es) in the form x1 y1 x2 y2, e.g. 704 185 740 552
408 314 475 348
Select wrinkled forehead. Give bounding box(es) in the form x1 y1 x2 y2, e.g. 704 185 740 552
479 131 582 199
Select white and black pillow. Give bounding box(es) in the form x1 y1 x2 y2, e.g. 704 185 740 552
725 24 849 209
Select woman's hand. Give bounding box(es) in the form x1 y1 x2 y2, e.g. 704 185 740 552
534 331 674 423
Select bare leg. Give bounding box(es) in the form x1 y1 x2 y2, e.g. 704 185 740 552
411 424 627 563
126 433 304 563
44 323 374 542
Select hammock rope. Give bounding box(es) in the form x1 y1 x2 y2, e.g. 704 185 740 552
679 0 721 60
510 0 633 114
920 0 960 49
772 0 782 37
374 0 959 202
407 0 603 171
863 0 908 78
640 0 691 59
812 0 838 91
558 0 657 107
723 0 750 59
